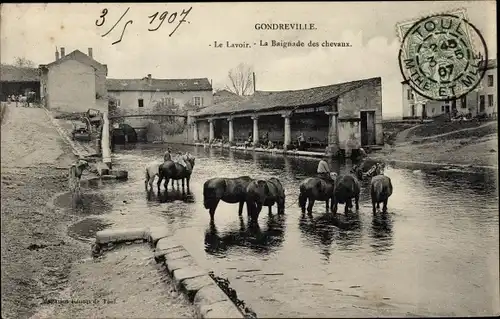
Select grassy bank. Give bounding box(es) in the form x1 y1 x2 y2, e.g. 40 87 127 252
377 118 498 168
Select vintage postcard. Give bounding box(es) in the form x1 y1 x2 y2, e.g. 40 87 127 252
1 2 498 319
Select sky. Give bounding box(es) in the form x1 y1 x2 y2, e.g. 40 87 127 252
1 2 496 117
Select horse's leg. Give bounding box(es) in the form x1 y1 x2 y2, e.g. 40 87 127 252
306 199 315 216
268 205 272 215
238 201 244 216
355 194 360 210
382 199 388 213
165 178 170 191
181 178 185 193
157 175 163 193
209 199 220 221
325 199 329 213
186 176 191 193
332 199 338 215
344 199 351 215
376 202 380 209
372 199 377 213
149 177 155 192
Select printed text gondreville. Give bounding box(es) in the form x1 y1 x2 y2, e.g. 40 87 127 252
254 23 317 30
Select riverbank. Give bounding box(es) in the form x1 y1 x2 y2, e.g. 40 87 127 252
187 136 498 171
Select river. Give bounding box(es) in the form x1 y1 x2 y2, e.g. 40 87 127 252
77 143 499 317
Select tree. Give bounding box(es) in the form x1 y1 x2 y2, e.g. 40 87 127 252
225 63 254 96
13 57 35 68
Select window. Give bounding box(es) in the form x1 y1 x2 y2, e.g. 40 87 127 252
138 99 144 108
479 95 485 112
165 97 175 106
460 96 467 109
407 89 412 100
194 96 204 106
488 94 494 107
488 75 494 87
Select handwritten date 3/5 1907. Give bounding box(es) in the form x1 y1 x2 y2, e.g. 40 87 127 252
95 6 193 45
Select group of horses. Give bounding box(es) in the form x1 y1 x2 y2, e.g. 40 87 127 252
144 153 393 225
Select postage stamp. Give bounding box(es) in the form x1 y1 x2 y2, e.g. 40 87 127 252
397 9 488 101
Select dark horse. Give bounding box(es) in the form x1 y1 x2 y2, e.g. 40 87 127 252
370 173 393 213
332 174 361 215
203 176 254 221
158 153 195 193
298 173 337 216
245 178 286 222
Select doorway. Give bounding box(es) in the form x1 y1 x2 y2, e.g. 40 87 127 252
360 111 376 146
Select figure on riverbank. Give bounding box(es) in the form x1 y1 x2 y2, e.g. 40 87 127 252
370 171 393 213
298 171 338 216
158 153 195 193
69 159 89 205
245 178 285 222
203 176 255 222
332 174 361 215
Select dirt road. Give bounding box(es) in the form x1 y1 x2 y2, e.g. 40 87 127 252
1 106 86 319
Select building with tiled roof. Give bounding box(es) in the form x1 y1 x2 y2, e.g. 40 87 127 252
39 47 108 113
191 77 383 156
0 64 40 101
106 75 213 112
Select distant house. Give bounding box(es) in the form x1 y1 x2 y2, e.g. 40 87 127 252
402 59 497 119
0 64 40 101
39 47 108 113
106 75 213 113
213 89 242 104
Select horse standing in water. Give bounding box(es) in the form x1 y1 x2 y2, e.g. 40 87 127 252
157 153 195 193
369 165 393 213
298 172 338 216
203 176 255 222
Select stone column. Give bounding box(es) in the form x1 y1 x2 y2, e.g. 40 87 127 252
252 115 259 145
208 119 214 141
192 120 199 142
325 111 340 157
282 113 291 150
228 117 234 143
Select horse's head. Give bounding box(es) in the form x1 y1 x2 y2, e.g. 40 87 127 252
184 153 196 169
76 159 89 171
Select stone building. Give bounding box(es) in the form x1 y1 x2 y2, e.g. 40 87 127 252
401 59 497 119
192 77 383 157
0 65 40 101
39 47 108 113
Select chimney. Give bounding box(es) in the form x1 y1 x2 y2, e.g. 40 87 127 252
88 48 93 58
252 72 256 93
60 47 65 58
147 74 152 85
55 47 60 61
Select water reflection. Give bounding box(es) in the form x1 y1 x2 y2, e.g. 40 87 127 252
146 189 196 203
299 213 362 260
369 212 394 254
204 214 286 257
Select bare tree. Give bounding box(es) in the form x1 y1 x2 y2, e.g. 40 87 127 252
225 63 254 96
13 57 35 68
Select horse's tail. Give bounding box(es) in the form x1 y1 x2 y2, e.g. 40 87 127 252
145 167 150 183
203 181 216 209
298 183 307 208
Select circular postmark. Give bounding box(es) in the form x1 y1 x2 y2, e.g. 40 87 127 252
399 13 488 101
